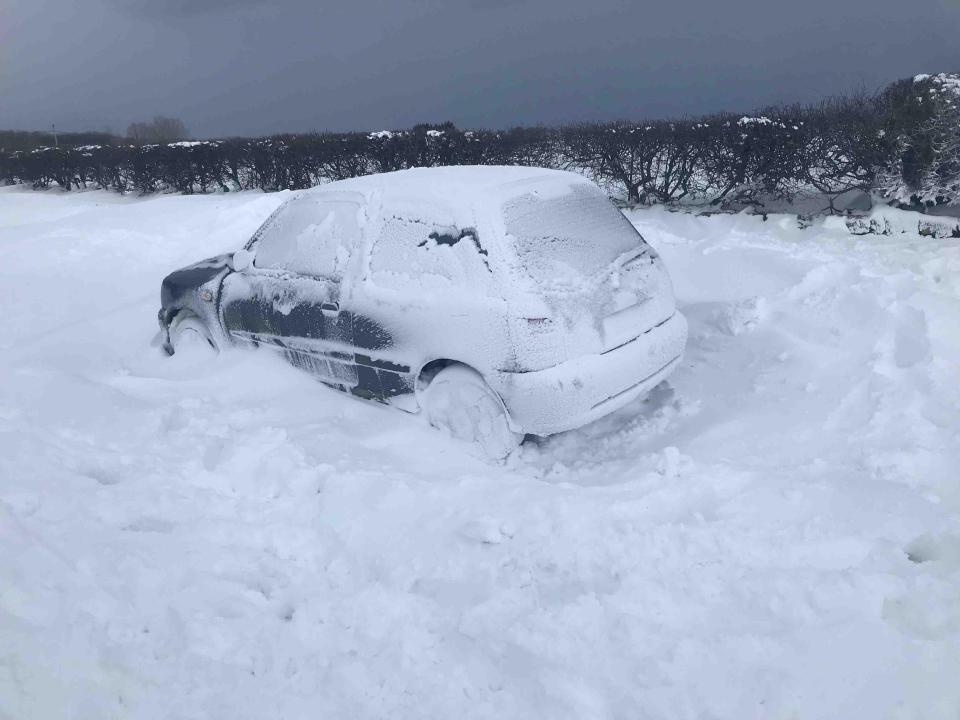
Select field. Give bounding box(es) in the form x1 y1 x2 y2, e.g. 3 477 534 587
1 186 959 719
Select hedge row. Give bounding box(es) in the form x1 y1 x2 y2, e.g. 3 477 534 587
3 75 958 212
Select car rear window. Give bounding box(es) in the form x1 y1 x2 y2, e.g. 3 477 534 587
503 183 642 289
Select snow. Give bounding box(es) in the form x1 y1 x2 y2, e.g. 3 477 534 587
301 168 628 313
1 187 959 719
252 194 361 277
315 166 597 214
166 141 220 148
916 72 960 95
504 183 639 289
370 215 491 292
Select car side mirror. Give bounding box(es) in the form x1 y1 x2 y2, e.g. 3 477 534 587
231 249 253 272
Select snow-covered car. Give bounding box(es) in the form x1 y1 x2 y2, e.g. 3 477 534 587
158 166 687 456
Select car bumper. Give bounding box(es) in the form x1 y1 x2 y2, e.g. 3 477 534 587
493 312 688 436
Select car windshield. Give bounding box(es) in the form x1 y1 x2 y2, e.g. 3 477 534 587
503 183 642 290
252 194 360 278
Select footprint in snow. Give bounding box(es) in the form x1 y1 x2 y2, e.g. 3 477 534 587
459 518 514 545
905 533 960 566
122 517 176 533
714 296 769 335
892 305 931 369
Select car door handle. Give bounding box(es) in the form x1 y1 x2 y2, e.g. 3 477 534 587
320 301 339 316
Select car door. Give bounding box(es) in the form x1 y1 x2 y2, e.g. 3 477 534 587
220 193 361 390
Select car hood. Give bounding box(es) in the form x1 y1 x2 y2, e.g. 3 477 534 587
160 254 234 309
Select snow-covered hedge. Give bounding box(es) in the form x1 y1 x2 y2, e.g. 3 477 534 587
2 75 959 216
841 206 960 238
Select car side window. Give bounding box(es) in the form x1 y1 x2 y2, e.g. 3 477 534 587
370 215 491 292
253 195 360 278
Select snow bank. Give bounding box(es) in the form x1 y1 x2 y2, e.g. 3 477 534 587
1 188 958 719
841 205 960 238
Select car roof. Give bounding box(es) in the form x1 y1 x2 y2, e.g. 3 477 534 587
302 166 596 210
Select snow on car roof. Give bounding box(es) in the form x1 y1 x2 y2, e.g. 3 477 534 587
305 166 595 209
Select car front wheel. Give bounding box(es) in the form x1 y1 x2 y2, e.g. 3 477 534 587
419 365 521 460
167 313 218 355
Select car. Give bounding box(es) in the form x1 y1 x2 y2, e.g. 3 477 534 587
158 166 687 457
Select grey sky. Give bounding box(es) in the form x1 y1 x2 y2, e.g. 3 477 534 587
2 0 959 137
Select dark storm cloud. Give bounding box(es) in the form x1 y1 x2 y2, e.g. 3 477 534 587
2 0 959 138
110 0 268 19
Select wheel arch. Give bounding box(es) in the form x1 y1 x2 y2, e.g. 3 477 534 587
415 358 459 394
166 310 219 354
414 358 519 432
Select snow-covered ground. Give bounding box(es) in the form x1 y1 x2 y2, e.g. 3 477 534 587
1 186 959 720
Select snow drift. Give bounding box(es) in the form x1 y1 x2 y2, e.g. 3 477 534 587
0 187 958 720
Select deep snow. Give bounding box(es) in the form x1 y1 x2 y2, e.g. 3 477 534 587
1 186 958 720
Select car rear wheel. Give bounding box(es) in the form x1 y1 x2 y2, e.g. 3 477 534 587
419 365 521 460
168 313 218 355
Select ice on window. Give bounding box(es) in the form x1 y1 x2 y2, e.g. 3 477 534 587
370 215 491 293
503 184 642 292
254 196 360 278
